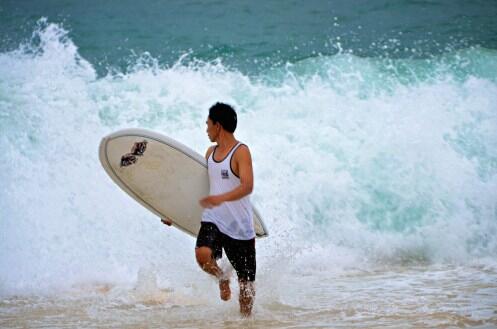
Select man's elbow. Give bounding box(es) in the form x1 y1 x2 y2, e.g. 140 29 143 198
243 182 254 195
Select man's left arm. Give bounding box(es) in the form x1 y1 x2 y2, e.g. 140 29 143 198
199 146 253 208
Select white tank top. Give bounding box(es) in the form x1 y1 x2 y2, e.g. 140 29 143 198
201 142 255 240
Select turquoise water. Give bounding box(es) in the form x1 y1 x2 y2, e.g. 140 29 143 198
1 1 497 326
2 0 497 74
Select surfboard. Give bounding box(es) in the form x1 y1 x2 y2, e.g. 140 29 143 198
99 128 268 238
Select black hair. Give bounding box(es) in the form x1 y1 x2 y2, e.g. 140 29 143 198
208 102 237 133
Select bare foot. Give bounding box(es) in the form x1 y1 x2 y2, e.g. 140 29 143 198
219 279 231 301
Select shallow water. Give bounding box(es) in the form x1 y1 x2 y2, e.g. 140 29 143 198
2 264 496 328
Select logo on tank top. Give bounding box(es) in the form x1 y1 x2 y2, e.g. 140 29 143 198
221 169 229 179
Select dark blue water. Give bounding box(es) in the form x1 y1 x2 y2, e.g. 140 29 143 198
1 0 496 74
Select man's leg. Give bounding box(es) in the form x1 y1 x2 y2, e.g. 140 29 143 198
223 237 256 316
195 223 231 301
195 246 231 301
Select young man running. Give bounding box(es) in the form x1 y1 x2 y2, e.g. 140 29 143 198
162 102 256 316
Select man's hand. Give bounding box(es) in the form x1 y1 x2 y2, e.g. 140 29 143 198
161 217 173 226
199 195 224 209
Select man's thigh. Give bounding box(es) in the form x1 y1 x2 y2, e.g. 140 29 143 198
196 222 223 260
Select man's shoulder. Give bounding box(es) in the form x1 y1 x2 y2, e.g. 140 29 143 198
205 145 216 159
233 143 251 160
235 142 250 152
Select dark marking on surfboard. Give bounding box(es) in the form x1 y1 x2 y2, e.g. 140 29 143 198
120 140 148 167
131 140 148 156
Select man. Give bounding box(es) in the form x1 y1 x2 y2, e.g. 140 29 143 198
162 102 256 316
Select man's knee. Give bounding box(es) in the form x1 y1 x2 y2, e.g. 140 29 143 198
195 246 213 267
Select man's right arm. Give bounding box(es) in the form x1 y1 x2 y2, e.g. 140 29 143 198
205 145 215 160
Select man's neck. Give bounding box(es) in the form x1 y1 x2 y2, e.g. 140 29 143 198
216 133 237 150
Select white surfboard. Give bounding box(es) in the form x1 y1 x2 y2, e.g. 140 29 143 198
99 128 268 238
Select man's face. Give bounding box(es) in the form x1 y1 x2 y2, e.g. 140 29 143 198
206 117 219 142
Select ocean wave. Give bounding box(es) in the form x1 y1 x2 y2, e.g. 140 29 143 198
1 20 496 295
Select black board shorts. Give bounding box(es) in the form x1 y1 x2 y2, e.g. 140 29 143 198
196 222 256 282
